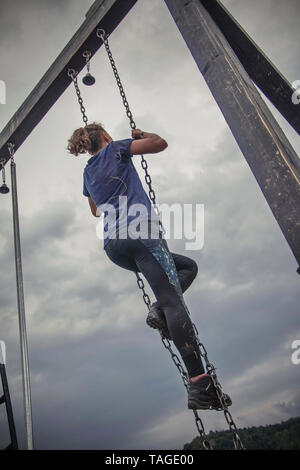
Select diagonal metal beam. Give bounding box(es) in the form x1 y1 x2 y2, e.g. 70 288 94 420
164 0 300 273
0 0 137 164
200 0 300 135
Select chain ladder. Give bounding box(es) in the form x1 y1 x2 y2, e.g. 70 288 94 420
67 29 244 450
96 28 214 451
96 27 246 451
135 273 212 450
136 272 245 450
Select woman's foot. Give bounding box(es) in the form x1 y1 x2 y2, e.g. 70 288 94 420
188 374 232 410
146 303 172 340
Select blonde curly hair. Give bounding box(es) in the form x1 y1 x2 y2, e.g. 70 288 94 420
67 122 106 156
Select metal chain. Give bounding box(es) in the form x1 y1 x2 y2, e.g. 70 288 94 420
96 28 163 228
0 158 7 183
67 68 88 126
0 144 15 193
97 28 244 451
1 166 6 184
135 272 151 311
136 273 212 450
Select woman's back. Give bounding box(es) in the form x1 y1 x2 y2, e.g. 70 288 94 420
83 138 160 246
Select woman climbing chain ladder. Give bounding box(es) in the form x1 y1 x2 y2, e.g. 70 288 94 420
67 122 232 410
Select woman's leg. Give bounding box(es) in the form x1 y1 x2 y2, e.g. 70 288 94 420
151 245 198 316
103 238 199 294
171 250 198 294
105 237 205 379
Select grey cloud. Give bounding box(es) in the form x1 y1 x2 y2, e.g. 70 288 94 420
274 393 300 418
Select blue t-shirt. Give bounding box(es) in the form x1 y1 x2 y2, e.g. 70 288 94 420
83 138 160 247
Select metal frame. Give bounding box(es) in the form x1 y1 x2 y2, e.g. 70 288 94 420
0 0 298 269
10 151 33 450
200 0 300 135
0 0 299 451
164 0 300 272
0 0 137 164
0 0 138 450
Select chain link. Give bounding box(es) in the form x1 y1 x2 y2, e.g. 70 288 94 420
0 158 7 184
0 143 16 191
135 272 152 310
67 68 88 126
97 28 244 451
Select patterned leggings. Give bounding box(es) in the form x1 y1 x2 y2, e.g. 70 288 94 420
104 232 205 378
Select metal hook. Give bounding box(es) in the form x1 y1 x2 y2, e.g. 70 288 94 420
82 50 96 86
96 28 106 40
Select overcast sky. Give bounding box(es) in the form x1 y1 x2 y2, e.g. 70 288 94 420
0 0 299 450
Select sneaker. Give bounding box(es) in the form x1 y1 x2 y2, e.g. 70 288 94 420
188 374 232 410
146 303 172 340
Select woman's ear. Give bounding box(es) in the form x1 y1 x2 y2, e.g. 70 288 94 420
103 131 112 143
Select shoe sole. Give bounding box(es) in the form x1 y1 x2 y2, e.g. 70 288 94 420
146 314 171 340
188 399 222 410
188 393 232 411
